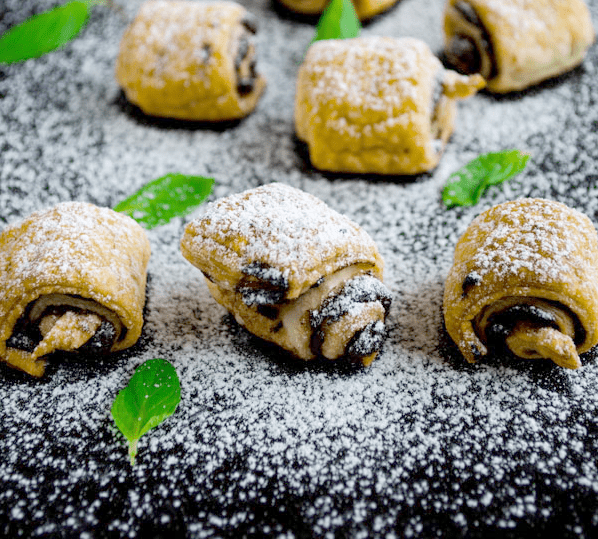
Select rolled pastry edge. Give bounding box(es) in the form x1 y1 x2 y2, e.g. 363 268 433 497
204 264 391 366
0 203 150 377
1 281 148 378
444 285 597 368
443 0 596 93
295 37 485 175
115 0 266 121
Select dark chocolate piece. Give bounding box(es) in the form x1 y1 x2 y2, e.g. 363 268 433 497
310 275 392 330
446 36 481 75
199 43 211 64
235 36 250 71
234 29 258 96
482 302 584 352
238 262 289 306
6 328 37 353
461 271 481 297
257 305 279 320
79 319 118 354
455 0 481 26
447 1 497 80
345 321 386 361
241 13 258 34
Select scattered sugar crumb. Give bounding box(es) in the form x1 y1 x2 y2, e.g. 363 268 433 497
1 0 598 537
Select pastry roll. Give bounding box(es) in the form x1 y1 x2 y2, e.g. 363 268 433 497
0 202 151 377
181 183 392 366
115 0 266 121
295 37 485 175
444 0 595 93
275 0 397 20
443 199 598 370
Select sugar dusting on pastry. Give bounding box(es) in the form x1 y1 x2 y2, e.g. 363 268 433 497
296 36 484 174
466 199 592 282
444 198 598 368
184 183 382 281
306 37 434 109
181 184 390 364
2 0 598 536
477 0 548 34
2 202 145 289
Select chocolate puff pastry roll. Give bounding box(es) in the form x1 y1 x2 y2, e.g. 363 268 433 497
115 0 265 121
0 202 151 377
444 0 595 93
181 183 392 366
443 199 598 370
295 37 485 175
276 0 397 20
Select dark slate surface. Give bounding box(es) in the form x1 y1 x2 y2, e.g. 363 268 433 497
1 0 598 537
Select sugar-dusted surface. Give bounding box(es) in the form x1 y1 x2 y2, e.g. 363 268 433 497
1 0 598 537
462 199 598 282
182 183 382 291
300 37 441 112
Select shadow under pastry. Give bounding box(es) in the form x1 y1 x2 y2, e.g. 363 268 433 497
114 1 266 124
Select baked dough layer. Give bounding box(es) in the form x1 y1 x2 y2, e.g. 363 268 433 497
115 0 266 121
443 198 598 369
295 37 485 175
276 0 397 20
444 0 596 93
181 183 392 365
0 202 151 377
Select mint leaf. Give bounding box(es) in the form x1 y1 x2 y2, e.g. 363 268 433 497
111 359 181 466
0 1 95 64
311 0 361 44
442 150 530 208
114 173 214 229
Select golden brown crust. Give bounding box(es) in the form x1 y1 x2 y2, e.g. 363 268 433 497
0 202 151 377
443 198 598 368
181 183 384 300
443 0 596 93
181 183 391 364
294 37 484 175
276 0 398 20
115 0 265 121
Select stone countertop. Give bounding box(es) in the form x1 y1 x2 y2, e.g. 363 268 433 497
1 0 598 537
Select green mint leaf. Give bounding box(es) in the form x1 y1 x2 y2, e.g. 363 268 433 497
311 0 361 44
0 1 94 64
442 150 530 208
114 173 214 229
111 358 181 466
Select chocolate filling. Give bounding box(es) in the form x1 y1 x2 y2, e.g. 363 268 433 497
482 302 585 354
234 18 259 96
257 305 280 320
6 300 119 355
78 319 118 354
199 44 211 64
309 275 392 357
309 275 392 330
345 321 386 361
461 271 481 297
446 1 498 81
238 262 289 306
430 71 446 150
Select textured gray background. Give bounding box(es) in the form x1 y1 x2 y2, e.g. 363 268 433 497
1 0 598 537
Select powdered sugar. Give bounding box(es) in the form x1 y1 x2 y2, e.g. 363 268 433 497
1 0 598 537
466 199 592 283
475 0 549 35
305 37 437 111
184 182 381 283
